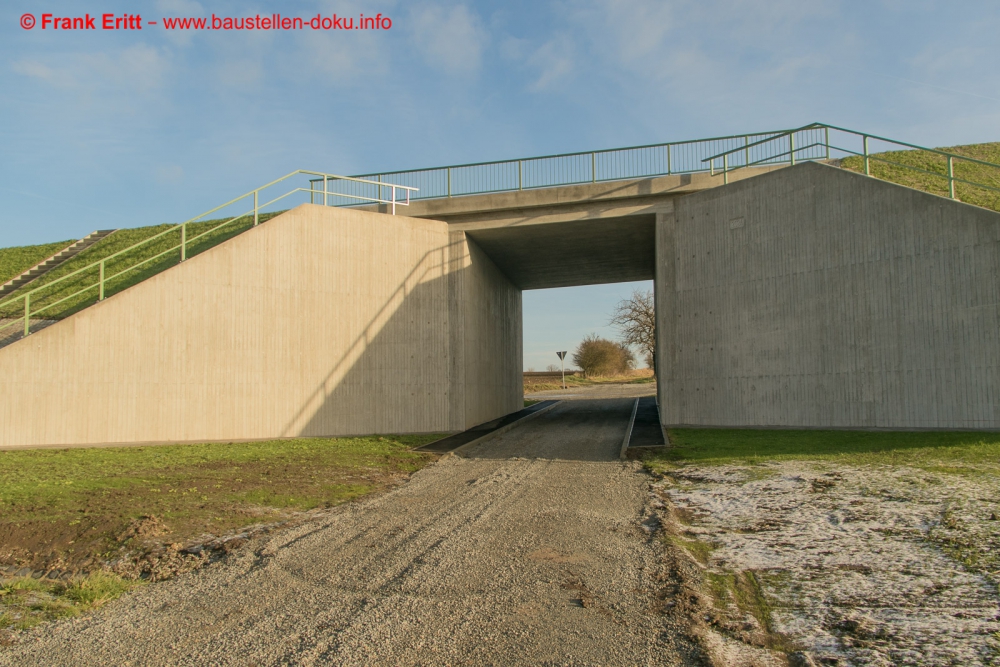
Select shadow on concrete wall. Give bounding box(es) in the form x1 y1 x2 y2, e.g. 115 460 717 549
284 242 454 438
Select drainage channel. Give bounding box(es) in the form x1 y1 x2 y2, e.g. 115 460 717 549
621 396 666 455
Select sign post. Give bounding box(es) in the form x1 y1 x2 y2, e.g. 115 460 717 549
556 351 567 389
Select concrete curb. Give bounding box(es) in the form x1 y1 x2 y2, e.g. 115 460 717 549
619 398 640 459
452 401 560 457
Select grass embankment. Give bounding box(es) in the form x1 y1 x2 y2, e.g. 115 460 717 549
524 369 655 393
0 212 284 322
840 142 1000 213
0 434 440 574
645 428 1000 474
0 433 440 635
0 240 76 286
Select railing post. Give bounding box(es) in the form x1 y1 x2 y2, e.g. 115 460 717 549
99 260 105 300
447 168 452 197
391 186 397 215
863 135 870 175
825 126 830 161
23 293 30 337
253 190 259 226
744 136 750 167
591 152 596 183
946 156 956 199
666 144 672 175
723 155 729 185
180 223 186 262
789 133 796 166
324 175 329 206
309 181 314 205
518 161 523 190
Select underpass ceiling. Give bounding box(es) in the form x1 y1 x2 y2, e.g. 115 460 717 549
465 215 655 290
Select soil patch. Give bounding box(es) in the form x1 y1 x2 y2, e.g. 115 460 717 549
0 435 440 577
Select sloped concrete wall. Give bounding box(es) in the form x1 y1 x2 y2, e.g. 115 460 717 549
0 204 521 447
656 162 1000 429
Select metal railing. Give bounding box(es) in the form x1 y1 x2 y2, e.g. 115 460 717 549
0 171 416 342
5 124 998 347
702 123 1000 202
312 129 804 201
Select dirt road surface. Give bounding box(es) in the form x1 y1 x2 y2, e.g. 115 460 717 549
2 395 704 666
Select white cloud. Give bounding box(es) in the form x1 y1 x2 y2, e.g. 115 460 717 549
409 4 488 75
12 44 170 96
527 37 575 92
11 60 59 83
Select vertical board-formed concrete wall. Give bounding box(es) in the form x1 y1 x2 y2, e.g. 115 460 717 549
448 232 523 430
0 204 521 447
656 162 1000 429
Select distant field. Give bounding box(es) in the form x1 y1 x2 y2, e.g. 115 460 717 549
840 141 1000 213
0 212 284 321
0 239 76 286
524 369 655 393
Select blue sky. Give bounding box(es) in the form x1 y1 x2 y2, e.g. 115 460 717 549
3 0 999 369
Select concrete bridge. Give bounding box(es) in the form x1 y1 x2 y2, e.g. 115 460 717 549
2 158 998 448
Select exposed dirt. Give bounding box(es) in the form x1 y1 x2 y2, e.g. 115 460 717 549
653 461 1000 666
0 457 429 578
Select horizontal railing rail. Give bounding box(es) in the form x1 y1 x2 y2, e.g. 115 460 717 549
702 123 1000 200
5 123 997 349
310 129 805 201
0 171 417 342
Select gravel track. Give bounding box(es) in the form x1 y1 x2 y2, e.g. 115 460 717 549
2 397 699 666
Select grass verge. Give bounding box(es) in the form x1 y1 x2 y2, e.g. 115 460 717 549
645 428 1000 474
0 434 441 574
0 571 140 636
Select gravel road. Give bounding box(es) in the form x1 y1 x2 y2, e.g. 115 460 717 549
2 397 701 666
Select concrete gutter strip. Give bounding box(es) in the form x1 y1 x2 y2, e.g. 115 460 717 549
414 400 560 455
451 401 560 457
619 398 640 459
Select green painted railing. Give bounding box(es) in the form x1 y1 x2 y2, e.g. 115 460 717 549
702 123 1000 202
0 171 416 344
5 123 998 348
314 128 827 201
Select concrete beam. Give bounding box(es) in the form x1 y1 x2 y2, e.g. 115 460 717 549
367 165 786 229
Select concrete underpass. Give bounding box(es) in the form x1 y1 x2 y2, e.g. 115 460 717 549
2 160 999 448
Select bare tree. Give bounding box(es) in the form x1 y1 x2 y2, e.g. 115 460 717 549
609 289 655 369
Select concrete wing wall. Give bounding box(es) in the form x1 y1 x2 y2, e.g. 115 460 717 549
0 204 520 447
656 162 1000 429
448 233 522 429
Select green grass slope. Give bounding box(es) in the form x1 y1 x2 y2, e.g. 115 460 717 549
0 239 76 286
0 212 283 321
840 142 1000 212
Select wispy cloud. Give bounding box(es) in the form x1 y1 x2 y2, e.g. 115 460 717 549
527 36 574 92
408 4 488 75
